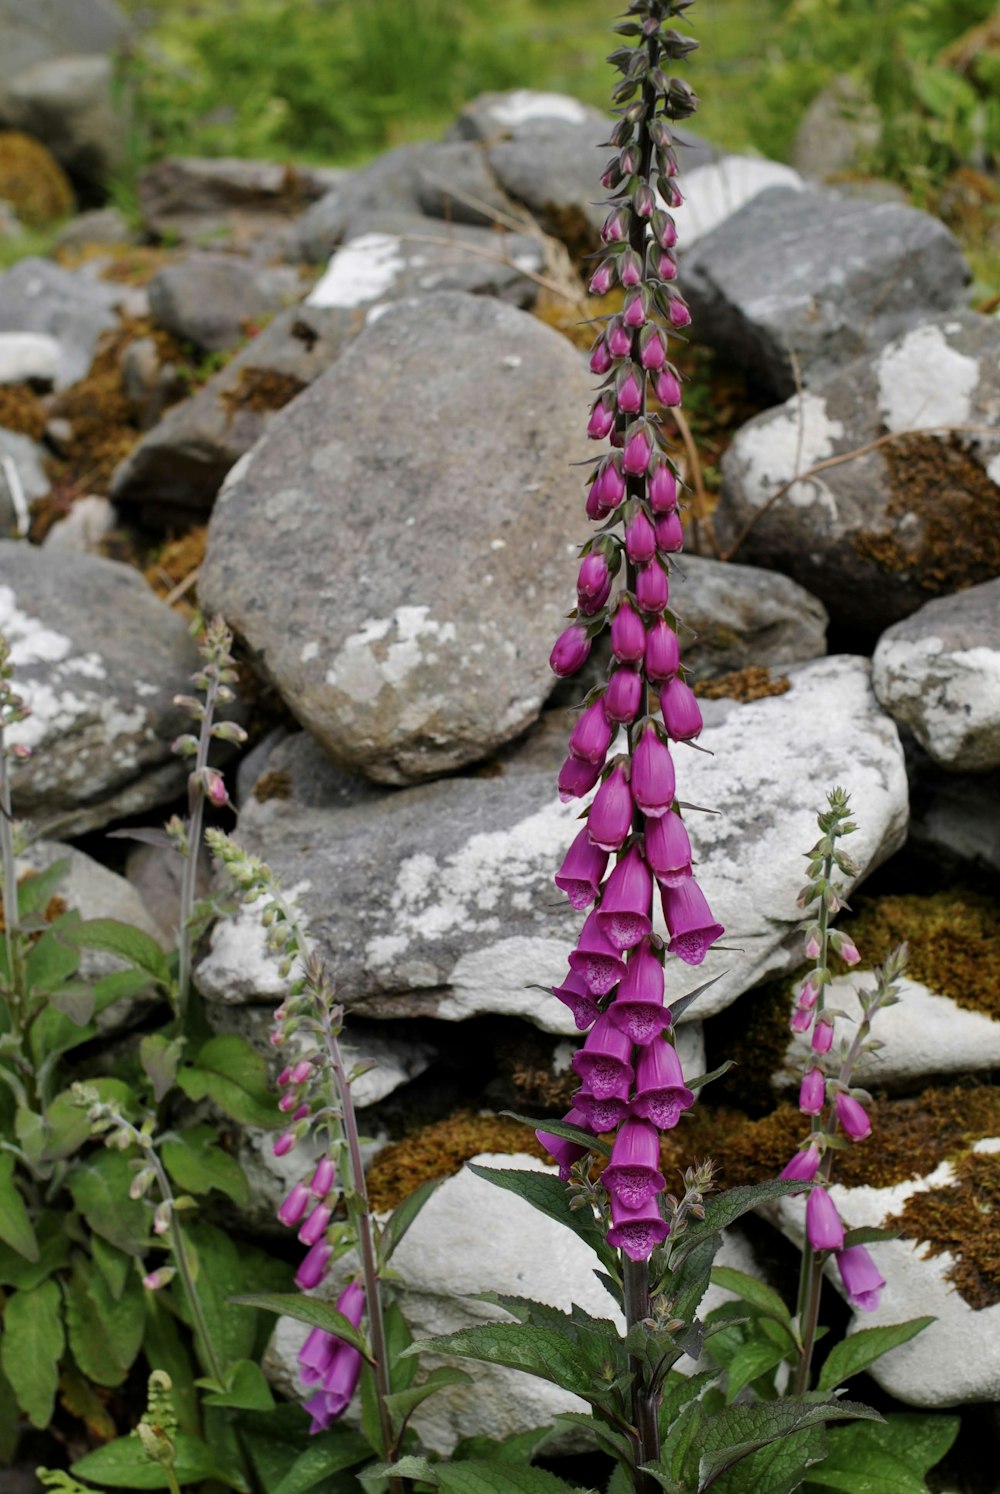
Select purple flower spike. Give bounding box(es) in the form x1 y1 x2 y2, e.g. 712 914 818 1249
536 1106 595 1181
596 844 654 952
609 939 668 1044
630 1037 694 1130
625 509 657 565
648 463 678 513
835 1092 872 1141
550 625 591 679
644 811 692 887
654 511 684 553
636 560 669 614
780 1143 822 1186
277 1181 311 1229
661 877 724 965
603 1119 666 1208
660 676 703 741
644 617 680 682
568 697 614 766
799 1067 826 1116
295 1240 333 1291
555 828 611 911
836 1245 885 1311
631 725 676 819
571 1014 635 1099
569 912 629 995
552 969 602 1030
607 1191 670 1261
588 394 615 441
806 1185 844 1252
298 1202 333 1247
605 666 643 725
610 599 646 663
558 754 602 803
310 1158 336 1198
574 1087 630 1132
587 762 633 852
623 424 653 475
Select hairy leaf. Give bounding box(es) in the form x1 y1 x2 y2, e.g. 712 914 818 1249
200 1358 275 1410
272 1429 373 1494
1 1280 64 1428
802 1411 960 1494
162 1128 250 1207
177 1034 280 1128
0 1151 38 1261
723 1339 788 1403
0 1210 70 1289
707 1425 827 1494
64 1252 144 1387
57 919 170 987
438 1462 576 1493
229 1292 373 1361
709 1267 794 1331
71 1431 240 1489
407 1321 613 1399
177 1222 258 1370
501 1110 612 1158
817 1319 935 1393
696 1398 883 1489
68 1151 149 1256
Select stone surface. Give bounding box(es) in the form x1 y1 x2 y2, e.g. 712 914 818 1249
674 155 805 249
908 761 1000 876
265 1151 759 1452
0 54 120 193
0 330 60 384
0 543 199 833
791 76 881 181
40 495 115 554
672 555 828 680
124 839 211 947
295 143 435 262
0 428 53 535
872 579 1000 771
0 256 119 388
53 205 134 251
199 291 595 784
713 310 1000 633
138 155 343 249
0 0 126 83
413 139 522 228
768 1140 1000 1406
196 655 906 1025
147 253 287 353
682 187 970 399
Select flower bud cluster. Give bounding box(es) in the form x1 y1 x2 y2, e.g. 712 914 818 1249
541 0 724 1265
172 615 247 811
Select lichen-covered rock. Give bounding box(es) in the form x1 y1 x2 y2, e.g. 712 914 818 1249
0 256 120 388
147 253 289 353
0 543 199 833
714 311 1000 632
199 291 595 784
872 578 1000 771
672 555 827 680
682 188 969 399
0 55 121 193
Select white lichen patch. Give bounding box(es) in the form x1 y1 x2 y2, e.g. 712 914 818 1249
325 606 458 701
876 324 980 432
0 585 73 665
733 392 844 523
300 640 320 664
196 881 313 1003
669 156 804 249
306 233 406 309
487 91 590 127
873 634 1000 770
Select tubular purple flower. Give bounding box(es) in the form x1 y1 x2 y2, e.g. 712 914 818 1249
623 424 653 475
619 248 643 287
601 204 630 243
290 1059 313 1085
666 296 691 329
617 367 643 414
298 1326 339 1387
587 762 633 851
568 696 614 765
310 1157 336 1198
555 827 611 910
595 454 627 509
273 1130 296 1158
552 969 602 1030
298 1202 333 1247
660 676 703 741
589 260 616 296
596 844 654 951
630 1037 695 1129
780 1143 822 1185
799 976 819 1009
653 368 682 407
812 1016 834 1054
839 935 861 966
610 598 646 663
536 1106 596 1181
648 462 678 512
639 326 667 370
836 1245 886 1311
602 1119 666 1207
835 1091 872 1141
607 1192 670 1261
588 394 616 441
571 1014 635 1098
625 508 657 565
799 1066 826 1116
608 319 633 358
652 208 677 248
656 251 678 281
277 1181 311 1229
605 665 644 724
632 182 655 218
590 336 614 375
805 930 821 960
578 552 611 606
574 1087 630 1132
635 560 669 613
550 625 591 678
662 877 724 966
558 753 603 803
623 289 647 328
609 938 669 1043
654 510 684 552
295 1240 333 1291
644 617 680 682
631 725 676 818
790 1004 814 1034
644 811 692 887
806 1185 845 1252
569 912 629 995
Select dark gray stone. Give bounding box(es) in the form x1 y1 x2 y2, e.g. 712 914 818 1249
0 0 126 83
872 578 1000 771
199 291 594 785
0 54 120 193
295 143 429 262
714 310 1000 632
671 554 828 679
413 139 522 228
0 543 200 833
147 253 288 353
137 155 343 250
0 256 119 388
54 205 134 251
683 186 970 398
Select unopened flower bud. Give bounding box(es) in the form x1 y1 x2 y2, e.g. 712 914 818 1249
616 366 643 415
143 1268 176 1291
649 463 678 513
619 248 643 287
211 720 249 745
623 288 648 329
589 260 616 296
654 368 683 407
550 625 592 679
608 319 633 359
587 394 616 440
625 508 656 564
589 336 614 375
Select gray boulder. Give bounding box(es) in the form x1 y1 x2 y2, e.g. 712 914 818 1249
0 428 52 534
54 205 134 251
199 291 594 784
0 0 125 84
714 310 1000 632
872 578 1000 771
682 186 970 399
0 543 199 833
791 76 881 181
672 555 827 679
0 256 120 388
0 54 120 193
147 253 289 353
138 155 343 250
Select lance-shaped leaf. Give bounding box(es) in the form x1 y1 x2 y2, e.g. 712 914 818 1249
56 918 171 988
816 1317 935 1393
709 1267 794 1335
177 1034 280 1128
64 1251 144 1387
695 1397 883 1489
404 1319 619 1400
704 1424 828 1494
667 971 725 1023
1 1280 64 1428
501 1110 612 1158
383 1367 471 1427
0 1152 38 1261
802 1411 960 1494
229 1292 373 1362
686 1179 815 1240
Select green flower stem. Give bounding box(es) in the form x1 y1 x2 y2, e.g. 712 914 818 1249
624 1256 660 1491
0 727 24 1034
176 671 219 1023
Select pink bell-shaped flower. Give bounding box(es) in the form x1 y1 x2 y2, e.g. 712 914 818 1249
835 1091 872 1141
660 675 703 741
630 1037 694 1129
550 625 591 678
568 697 614 766
587 394 615 440
571 1014 634 1098
654 510 684 553
568 912 629 995
799 1067 826 1116
608 318 633 358
644 810 691 887
623 423 653 475
555 827 610 911
551 969 601 1031
602 1119 667 1208
573 1086 630 1132
806 1185 844 1252
589 260 616 296
608 938 669 1044
617 367 643 415
779 1143 822 1188
631 725 675 818
607 1191 670 1261
610 598 646 663
654 368 682 406
596 844 654 952
587 762 633 852
557 754 603 803
589 335 614 375
625 508 657 565
836 1244 885 1311
577 552 610 607
661 877 724 965
639 326 667 370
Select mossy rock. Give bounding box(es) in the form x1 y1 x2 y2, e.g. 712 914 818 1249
0 130 75 227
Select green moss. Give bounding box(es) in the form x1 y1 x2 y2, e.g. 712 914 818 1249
0 131 74 227
885 1151 1000 1309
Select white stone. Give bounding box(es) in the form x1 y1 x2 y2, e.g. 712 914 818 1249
875 324 980 433
728 391 844 520
196 883 313 1003
0 331 61 385
487 91 590 128
41 495 116 554
674 156 805 249
306 233 406 308
873 633 1000 772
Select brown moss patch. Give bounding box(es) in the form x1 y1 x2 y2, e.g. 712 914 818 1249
0 385 47 441
54 245 178 288
884 1151 1000 1310
367 1110 548 1211
694 666 791 703
0 879 66 935
840 888 1000 1020
142 527 207 611
219 367 307 421
853 434 1000 595
252 769 292 804
0 131 74 226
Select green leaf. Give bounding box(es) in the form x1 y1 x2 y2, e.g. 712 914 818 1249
17 859 70 916
816 1318 935 1393
64 1252 144 1388
709 1267 794 1331
92 967 156 1015
450 1425 557 1466
694 1180 813 1238
24 929 80 996
379 1177 441 1262
200 1358 275 1410
68 1150 149 1256
654 1396 706 1493
0 1151 38 1261
91 1236 130 1301
465 1163 618 1273
0 1359 19 1463
0 1280 64 1428
438 1462 574 1493
360 1457 439 1488
177 1034 280 1128
407 1321 611 1399
162 1128 250 1207
45 1079 138 1162
724 1339 788 1403
553 1410 633 1462
707 1425 827 1494
501 1110 612 1157
686 1060 736 1092
802 1413 960 1494
57 919 170 987
271 1429 374 1494
841 1227 899 1249
228 1292 373 1361
139 1033 185 1104
71 1431 238 1489
384 1367 471 1426
668 972 725 1023
47 983 96 1027
177 1222 257 1370
0 1210 70 1289
696 1398 883 1490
